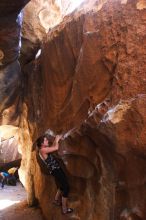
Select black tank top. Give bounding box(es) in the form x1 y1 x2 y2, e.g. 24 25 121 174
45 154 60 174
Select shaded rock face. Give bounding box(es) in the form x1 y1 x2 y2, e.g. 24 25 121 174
0 0 29 177
23 1 146 219
1 0 146 220
0 0 30 125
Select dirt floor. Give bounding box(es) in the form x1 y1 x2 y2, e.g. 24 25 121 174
0 182 44 220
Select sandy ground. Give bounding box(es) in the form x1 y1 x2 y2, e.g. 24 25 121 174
0 183 44 220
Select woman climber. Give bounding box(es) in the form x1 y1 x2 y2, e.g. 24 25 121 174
36 134 73 215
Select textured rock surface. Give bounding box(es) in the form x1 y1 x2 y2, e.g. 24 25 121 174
21 0 97 43
23 0 146 219
0 0 146 220
0 0 30 178
0 126 21 164
0 0 30 125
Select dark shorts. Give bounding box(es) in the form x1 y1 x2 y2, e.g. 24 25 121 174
52 168 69 197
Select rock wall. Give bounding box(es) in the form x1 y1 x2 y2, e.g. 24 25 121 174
0 0 146 220
0 0 30 173
0 0 30 126
23 0 146 219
